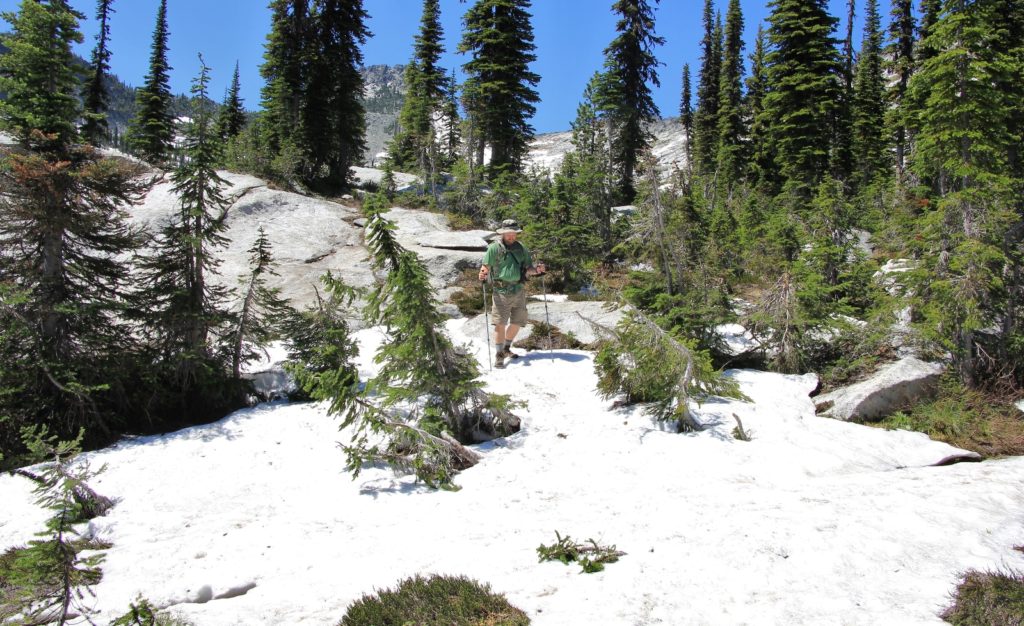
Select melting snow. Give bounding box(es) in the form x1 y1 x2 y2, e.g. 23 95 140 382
2 322 1023 625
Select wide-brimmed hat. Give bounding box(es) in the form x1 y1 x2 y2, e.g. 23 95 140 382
495 219 522 234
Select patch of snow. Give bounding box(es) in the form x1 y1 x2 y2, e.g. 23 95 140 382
716 322 760 356
2 322 1023 624
1016 399 1024 414
531 294 569 303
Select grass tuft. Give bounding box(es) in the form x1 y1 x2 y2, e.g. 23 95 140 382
339 574 529 626
941 568 1024 625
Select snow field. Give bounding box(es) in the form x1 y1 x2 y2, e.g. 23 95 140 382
0 321 1022 624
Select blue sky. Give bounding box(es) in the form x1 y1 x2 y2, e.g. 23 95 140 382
1 0 874 134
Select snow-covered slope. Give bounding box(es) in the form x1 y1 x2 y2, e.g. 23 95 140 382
2 322 1023 625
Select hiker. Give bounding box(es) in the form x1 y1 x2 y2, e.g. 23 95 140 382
478 219 545 368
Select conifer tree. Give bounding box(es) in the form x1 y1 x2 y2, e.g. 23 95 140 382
831 0 856 182
715 0 746 187
693 0 722 176
908 0 1020 386
746 24 772 186
127 0 174 165
137 59 232 394
597 0 665 203
81 0 115 146
302 0 371 188
229 227 292 380
324 195 518 487
260 0 308 154
762 0 841 192
851 0 887 190
391 0 447 176
0 0 84 149
215 61 247 142
886 0 915 174
0 0 147 454
442 69 462 165
459 0 540 176
680 63 694 172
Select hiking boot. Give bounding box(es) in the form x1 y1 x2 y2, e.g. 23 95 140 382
494 352 507 369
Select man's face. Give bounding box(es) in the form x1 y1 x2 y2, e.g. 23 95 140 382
502 232 518 245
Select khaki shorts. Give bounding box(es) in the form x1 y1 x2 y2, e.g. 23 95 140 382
492 288 528 326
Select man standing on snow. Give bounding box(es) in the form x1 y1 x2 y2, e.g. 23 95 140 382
478 219 545 368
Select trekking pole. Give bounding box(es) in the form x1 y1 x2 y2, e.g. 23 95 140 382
539 264 552 359
481 274 492 371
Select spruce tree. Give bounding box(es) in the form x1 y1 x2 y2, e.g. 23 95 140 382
831 0 856 182
908 0 1020 386
136 59 232 396
597 0 665 204
715 0 746 187
328 195 518 487
0 0 84 148
260 0 308 155
680 63 694 173
391 0 447 176
215 61 247 142
693 0 722 177
886 0 915 174
228 226 292 379
746 24 772 186
851 0 888 190
80 0 115 146
302 0 371 188
762 0 841 193
442 69 462 165
127 0 174 165
0 0 147 455
459 0 540 176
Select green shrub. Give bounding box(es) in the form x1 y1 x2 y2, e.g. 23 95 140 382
941 569 1024 625
110 596 195 625
339 574 529 626
876 378 1024 457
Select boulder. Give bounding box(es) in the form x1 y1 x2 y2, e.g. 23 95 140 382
461 300 627 347
350 166 419 190
814 357 945 422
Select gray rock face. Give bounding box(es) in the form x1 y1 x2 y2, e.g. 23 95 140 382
527 118 687 177
814 357 945 422
384 208 488 290
460 300 627 347
131 172 376 310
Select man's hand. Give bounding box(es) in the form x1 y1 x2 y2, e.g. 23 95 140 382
530 262 546 276
478 265 489 281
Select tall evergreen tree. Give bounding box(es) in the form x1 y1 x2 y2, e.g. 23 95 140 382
0 0 147 454
693 0 722 176
0 0 84 148
80 0 115 146
597 0 665 203
680 63 694 172
215 61 247 142
886 0 915 174
715 0 746 187
302 0 371 188
459 0 540 176
762 0 841 192
831 0 856 183
746 24 772 186
908 0 1020 385
391 0 447 176
851 0 887 189
137 59 231 394
127 0 174 165
260 0 308 154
